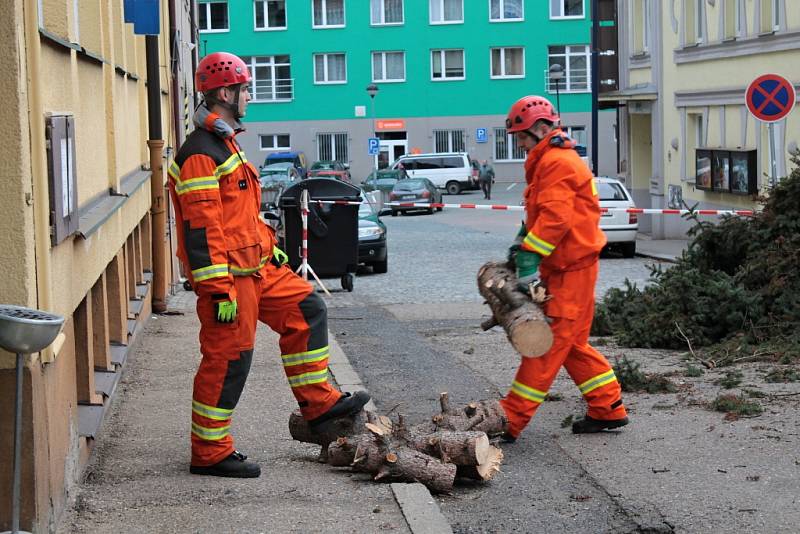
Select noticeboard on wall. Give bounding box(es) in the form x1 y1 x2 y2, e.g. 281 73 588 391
695 148 757 195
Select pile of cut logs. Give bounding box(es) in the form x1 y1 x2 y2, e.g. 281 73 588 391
289 393 508 493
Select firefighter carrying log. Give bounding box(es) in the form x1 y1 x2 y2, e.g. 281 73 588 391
500 95 629 442
168 52 369 477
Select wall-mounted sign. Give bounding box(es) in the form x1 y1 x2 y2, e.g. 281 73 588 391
376 119 406 131
476 128 488 143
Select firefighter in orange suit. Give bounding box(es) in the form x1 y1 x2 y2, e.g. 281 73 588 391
500 95 629 442
168 52 369 477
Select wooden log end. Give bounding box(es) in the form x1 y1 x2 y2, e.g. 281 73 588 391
385 452 398 464
365 422 385 436
509 321 554 358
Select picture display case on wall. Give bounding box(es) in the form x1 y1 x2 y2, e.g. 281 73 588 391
696 149 712 190
695 148 757 195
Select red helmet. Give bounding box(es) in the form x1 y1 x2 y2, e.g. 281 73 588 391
505 95 559 133
195 52 251 92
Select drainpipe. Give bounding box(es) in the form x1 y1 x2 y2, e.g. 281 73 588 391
146 35 168 313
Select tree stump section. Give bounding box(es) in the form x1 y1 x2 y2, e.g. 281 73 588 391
477 261 553 357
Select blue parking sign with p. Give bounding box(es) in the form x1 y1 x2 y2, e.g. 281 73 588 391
368 137 380 155
476 128 488 143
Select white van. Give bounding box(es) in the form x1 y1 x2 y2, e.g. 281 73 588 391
390 152 476 195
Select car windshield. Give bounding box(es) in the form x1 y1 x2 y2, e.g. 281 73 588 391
597 182 628 201
395 180 425 191
268 157 295 165
312 162 336 170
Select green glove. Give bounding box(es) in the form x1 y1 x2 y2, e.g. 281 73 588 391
272 245 289 266
516 250 542 290
507 222 528 264
216 299 238 323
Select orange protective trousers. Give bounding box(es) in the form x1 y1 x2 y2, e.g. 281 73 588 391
500 262 627 438
191 263 341 466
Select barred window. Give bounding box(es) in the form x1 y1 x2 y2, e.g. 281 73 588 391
433 130 465 153
317 133 349 162
494 128 526 161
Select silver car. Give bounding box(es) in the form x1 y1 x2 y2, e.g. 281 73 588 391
260 162 300 210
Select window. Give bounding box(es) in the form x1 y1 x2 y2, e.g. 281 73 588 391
490 0 523 21
313 0 345 27
760 0 780 32
547 45 590 92
433 130 465 152
198 1 228 32
723 0 741 38
685 0 704 44
564 126 586 145
317 133 348 162
260 134 291 150
371 0 403 25
243 55 293 101
254 1 286 30
431 49 465 80
372 51 405 82
632 0 650 54
430 0 463 23
550 0 584 19
491 47 524 78
314 53 346 84
494 128 526 161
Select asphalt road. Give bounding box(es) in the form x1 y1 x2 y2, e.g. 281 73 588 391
323 187 667 533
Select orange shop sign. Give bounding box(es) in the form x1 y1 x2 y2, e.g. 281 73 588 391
376 119 406 131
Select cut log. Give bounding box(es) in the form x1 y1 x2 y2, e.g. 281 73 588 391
430 394 509 437
456 445 504 482
376 447 457 493
405 430 490 466
477 261 553 357
288 409 368 448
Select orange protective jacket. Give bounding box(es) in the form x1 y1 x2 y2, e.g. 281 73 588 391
521 129 606 274
168 112 275 301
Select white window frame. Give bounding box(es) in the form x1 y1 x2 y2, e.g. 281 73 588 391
547 45 591 93
771 0 780 31
244 55 293 102
563 125 586 145
313 53 347 84
642 0 651 53
198 1 229 33
312 0 346 29
259 134 291 151
493 128 526 161
722 0 742 39
489 0 524 22
490 47 525 79
430 49 465 81
371 0 404 26
317 132 349 162
372 51 406 83
253 0 287 31
549 0 585 20
694 0 704 43
429 0 464 25
433 130 466 153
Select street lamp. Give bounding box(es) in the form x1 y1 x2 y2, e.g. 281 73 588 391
548 63 564 119
366 83 379 173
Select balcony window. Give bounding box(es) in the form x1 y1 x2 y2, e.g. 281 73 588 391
243 55 293 101
547 45 590 92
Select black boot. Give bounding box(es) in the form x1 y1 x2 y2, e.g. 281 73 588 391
190 450 261 478
500 432 517 444
308 391 371 428
572 415 629 434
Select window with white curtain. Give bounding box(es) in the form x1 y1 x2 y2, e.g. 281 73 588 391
550 0 584 18
490 0 523 21
313 0 345 27
431 49 465 80
314 53 347 84
254 1 286 30
494 128 526 161
243 55 293 101
491 47 524 78
371 0 404 24
317 133 349 162
372 51 405 82
547 45 590 92
199 1 229 31
429 0 463 23
433 130 466 153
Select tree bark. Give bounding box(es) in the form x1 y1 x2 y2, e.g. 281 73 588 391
431 394 509 437
477 261 553 357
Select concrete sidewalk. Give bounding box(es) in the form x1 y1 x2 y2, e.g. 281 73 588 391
57 291 415 534
635 234 690 262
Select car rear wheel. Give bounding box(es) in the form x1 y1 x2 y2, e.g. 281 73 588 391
621 242 636 258
341 273 354 292
446 181 461 195
372 256 388 274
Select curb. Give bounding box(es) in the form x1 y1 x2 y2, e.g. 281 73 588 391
327 332 454 534
634 251 678 264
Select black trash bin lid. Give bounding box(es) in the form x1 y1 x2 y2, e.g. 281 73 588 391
279 178 362 208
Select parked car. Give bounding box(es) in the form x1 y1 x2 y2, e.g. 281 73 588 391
308 160 351 182
263 151 308 179
260 162 300 210
362 169 408 193
357 197 388 273
390 152 473 195
596 176 638 258
388 178 443 216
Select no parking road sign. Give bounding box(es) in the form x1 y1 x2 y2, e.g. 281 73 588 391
745 73 796 123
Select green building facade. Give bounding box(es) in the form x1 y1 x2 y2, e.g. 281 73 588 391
197 0 616 181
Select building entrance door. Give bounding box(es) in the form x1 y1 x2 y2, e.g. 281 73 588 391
375 132 407 169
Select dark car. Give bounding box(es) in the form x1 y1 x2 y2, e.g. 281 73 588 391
308 160 351 182
362 169 408 194
259 162 299 210
388 178 443 216
358 198 388 273
263 151 308 179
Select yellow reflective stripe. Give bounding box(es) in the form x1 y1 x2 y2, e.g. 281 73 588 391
288 369 329 388
191 422 231 441
229 256 269 276
175 175 219 195
215 153 246 178
523 232 555 256
282 346 330 367
578 370 617 395
511 380 547 403
192 400 233 421
191 263 229 282
591 179 598 196
168 161 181 180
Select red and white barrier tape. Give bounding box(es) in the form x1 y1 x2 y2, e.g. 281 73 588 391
312 200 755 216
